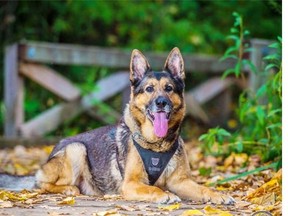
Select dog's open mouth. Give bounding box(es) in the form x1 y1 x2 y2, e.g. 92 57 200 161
147 110 170 138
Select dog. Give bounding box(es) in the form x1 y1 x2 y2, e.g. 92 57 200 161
0 48 234 204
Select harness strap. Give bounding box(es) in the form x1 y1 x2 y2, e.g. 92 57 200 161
133 139 178 185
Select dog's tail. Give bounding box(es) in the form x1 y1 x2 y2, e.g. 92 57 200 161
0 173 36 191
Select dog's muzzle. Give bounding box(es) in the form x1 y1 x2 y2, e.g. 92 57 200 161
147 96 172 138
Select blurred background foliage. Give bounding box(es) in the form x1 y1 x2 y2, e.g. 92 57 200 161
199 11 282 162
0 0 281 52
0 0 281 138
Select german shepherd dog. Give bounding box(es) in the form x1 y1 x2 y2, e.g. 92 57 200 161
0 48 234 204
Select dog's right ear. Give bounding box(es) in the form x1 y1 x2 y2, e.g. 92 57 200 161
130 49 151 84
164 47 185 80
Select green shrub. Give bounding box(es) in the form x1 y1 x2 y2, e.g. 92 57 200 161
199 13 282 163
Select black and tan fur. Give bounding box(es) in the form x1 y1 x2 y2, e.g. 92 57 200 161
3 48 234 204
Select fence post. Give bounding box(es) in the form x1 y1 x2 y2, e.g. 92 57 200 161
248 39 273 94
4 44 24 137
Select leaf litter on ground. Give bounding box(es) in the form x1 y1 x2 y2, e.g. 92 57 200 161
0 142 282 215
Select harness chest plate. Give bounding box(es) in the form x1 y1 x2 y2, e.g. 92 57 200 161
133 139 178 185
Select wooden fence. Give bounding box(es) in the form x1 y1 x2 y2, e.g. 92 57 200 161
4 39 272 139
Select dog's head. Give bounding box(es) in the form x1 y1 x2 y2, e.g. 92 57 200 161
129 48 185 140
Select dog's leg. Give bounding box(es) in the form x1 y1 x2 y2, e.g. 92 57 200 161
167 176 235 204
36 142 97 195
36 150 80 195
122 181 180 204
167 176 234 204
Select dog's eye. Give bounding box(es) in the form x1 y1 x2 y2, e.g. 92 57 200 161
165 85 173 92
145 86 154 93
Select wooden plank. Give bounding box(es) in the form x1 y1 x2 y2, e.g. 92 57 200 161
19 72 130 137
121 86 131 111
81 72 129 109
189 77 234 104
248 39 274 97
185 77 234 123
87 106 121 125
210 89 232 126
19 63 81 101
4 44 24 137
19 100 82 137
0 137 60 148
19 41 237 73
184 93 209 123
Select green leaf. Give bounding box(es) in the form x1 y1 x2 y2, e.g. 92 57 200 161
232 11 240 17
223 46 238 56
256 84 267 97
268 41 281 49
218 129 231 137
243 30 250 36
235 39 241 49
198 135 207 141
267 108 282 117
236 141 243 152
219 54 237 62
265 63 278 71
266 123 281 129
256 106 266 125
222 68 235 79
258 138 268 144
243 47 253 53
209 162 279 186
235 61 241 77
242 59 257 74
263 53 279 61
53 18 69 32
226 35 239 41
199 167 212 177
230 27 239 33
277 36 282 43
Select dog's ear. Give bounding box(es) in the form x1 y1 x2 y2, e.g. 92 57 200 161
164 47 185 80
130 49 151 83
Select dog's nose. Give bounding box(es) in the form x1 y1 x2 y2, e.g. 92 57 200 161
155 96 169 109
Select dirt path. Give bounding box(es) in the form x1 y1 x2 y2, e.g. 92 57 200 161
0 193 253 216
0 145 281 215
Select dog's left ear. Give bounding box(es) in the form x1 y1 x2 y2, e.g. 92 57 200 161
164 47 185 80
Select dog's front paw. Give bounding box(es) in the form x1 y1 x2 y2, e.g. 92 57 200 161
154 191 181 204
203 190 235 205
211 193 235 205
63 186 80 196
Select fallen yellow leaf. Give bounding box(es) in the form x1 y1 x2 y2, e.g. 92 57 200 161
57 196 75 205
216 185 230 191
253 204 275 212
14 163 30 175
224 152 248 168
246 169 282 202
0 190 38 202
158 203 181 211
115 204 136 211
93 209 119 216
0 201 13 208
48 212 64 216
43 145 54 154
204 205 233 216
181 209 204 215
250 192 276 205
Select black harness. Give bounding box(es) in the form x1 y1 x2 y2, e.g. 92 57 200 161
133 139 178 185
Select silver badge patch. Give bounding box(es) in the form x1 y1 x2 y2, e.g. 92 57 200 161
151 157 160 166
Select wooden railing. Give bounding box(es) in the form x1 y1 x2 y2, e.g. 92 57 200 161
4 39 273 138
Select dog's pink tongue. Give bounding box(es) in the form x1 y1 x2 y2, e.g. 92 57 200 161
153 112 168 138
